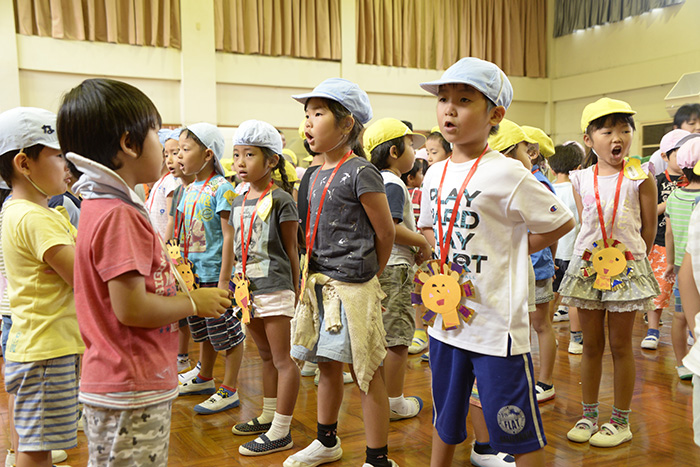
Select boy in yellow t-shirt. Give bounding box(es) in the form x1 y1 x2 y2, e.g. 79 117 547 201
0 107 84 467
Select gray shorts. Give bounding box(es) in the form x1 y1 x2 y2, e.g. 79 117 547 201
534 278 554 305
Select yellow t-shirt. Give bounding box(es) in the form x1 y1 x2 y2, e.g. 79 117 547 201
1 199 84 361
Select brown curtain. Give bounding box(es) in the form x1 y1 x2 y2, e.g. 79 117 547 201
356 0 546 78
14 0 181 48
215 0 341 60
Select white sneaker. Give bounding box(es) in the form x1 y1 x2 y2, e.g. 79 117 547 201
194 387 240 414
5 449 68 466
177 356 193 373
179 377 216 396
535 382 555 403
553 309 569 322
677 365 693 381
689 334 695 346
408 335 428 354
363 460 398 467
469 445 515 467
283 437 342 467
568 341 583 355
300 362 318 377
640 334 659 350
314 369 353 385
390 396 423 421
178 361 201 382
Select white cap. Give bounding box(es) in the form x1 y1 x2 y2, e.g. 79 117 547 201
0 107 61 156
232 120 283 155
184 123 226 176
292 78 373 125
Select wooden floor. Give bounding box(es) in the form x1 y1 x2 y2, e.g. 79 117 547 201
2 310 699 466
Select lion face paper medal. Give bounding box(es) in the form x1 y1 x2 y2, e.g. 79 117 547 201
166 239 200 292
412 146 488 330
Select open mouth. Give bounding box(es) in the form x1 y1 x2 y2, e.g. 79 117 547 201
437 298 445 306
603 268 609 274
612 147 622 156
443 122 455 129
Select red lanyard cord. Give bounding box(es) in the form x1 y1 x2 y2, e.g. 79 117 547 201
435 145 489 266
593 163 625 248
239 180 274 274
183 171 216 258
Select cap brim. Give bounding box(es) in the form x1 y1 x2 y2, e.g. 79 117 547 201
292 91 339 106
44 140 61 151
409 132 426 149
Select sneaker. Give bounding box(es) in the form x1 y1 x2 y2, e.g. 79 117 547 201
283 437 343 467
677 365 693 380
300 362 318 377
566 418 598 443
689 334 695 346
194 387 240 414
568 341 583 354
640 334 659 350
469 446 515 467
589 423 632 447
363 461 398 467
420 352 429 362
390 396 423 421
177 356 193 373
314 369 353 386
5 450 68 467
239 432 294 456
553 309 569 322
408 336 428 354
179 377 216 396
232 417 273 436
535 382 555 403
178 361 201 382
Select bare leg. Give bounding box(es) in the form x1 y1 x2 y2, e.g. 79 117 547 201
178 325 191 356
646 308 662 332
16 450 51 467
351 365 389 449
530 302 556 385
607 311 637 410
470 405 490 444
430 427 456 467
514 449 545 467
578 309 606 404
263 316 299 415
247 318 278 399
198 340 217 379
383 345 408 398
671 311 689 366
10 395 16 453
317 361 344 424
222 343 244 389
569 306 581 333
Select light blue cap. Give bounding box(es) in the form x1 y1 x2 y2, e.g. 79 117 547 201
420 57 513 109
233 120 283 155
164 128 181 143
158 129 170 146
292 78 373 125
184 122 226 176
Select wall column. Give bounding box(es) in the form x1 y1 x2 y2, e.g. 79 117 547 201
1 1 21 109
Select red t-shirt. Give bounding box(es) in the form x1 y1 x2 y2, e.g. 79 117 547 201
75 199 178 394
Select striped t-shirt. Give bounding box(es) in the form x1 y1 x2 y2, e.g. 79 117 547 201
665 187 700 266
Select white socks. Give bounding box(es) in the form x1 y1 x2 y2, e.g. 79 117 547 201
257 412 292 442
389 395 409 415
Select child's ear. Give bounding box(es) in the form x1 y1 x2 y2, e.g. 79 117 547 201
119 132 140 159
269 153 280 169
204 148 214 161
342 115 354 132
13 151 30 175
489 106 506 126
582 133 594 148
389 145 399 158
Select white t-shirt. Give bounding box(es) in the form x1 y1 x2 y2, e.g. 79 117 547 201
146 173 179 238
649 150 666 176
382 171 416 266
553 181 579 261
682 203 700 375
418 151 573 356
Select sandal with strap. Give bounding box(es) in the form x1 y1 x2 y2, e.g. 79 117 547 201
232 417 273 436
589 422 632 447
567 418 598 443
239 432 294 456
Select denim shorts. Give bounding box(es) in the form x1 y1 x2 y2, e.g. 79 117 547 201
1 315 11 357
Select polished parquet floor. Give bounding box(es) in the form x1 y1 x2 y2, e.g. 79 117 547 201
2 310 699 466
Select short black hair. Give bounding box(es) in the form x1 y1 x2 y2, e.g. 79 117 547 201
401 120 414 131
57 78 161 170
674 103 700 128
549 143 584 175
370 136 406 171
427 132 451 154
0 144 43 189
683 167 700 184
181 128 208 152
401 158 429 185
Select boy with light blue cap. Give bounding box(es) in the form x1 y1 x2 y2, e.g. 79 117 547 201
417 58 574 467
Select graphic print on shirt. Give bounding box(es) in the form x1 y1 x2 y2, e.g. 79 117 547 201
233 202 270 279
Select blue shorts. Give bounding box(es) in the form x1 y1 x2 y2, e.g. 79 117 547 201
187 282 245 352
1 315 11 357
429 337 546 454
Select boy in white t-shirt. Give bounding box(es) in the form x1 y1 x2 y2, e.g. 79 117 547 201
417 58 574 466
548 142 584 354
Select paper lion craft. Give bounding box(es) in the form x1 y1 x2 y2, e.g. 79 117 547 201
166 239 200 292
411 260 476 330
581 239 634 291
230 273 253 325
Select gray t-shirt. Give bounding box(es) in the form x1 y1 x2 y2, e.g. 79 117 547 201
306 156 386 283
230 188 298 295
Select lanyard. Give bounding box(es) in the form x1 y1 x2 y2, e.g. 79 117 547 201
435 145 489 266
239 180 274 274
183 171 216 258
304 150 353 262
593 163 625 248
147 173 168 212
665 169 672 183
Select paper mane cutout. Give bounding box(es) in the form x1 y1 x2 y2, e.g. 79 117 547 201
166 239 200 292
581 239 634 291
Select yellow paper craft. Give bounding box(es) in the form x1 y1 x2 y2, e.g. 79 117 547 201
173 256 199 292
623 157 646 180
581 239 634 291
256 192 273 221
230 273 253 324
412 260 475 330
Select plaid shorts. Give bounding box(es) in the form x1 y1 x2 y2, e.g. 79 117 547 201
187 282 245 352
378 264 414 347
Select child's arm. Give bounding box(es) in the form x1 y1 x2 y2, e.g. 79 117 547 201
664 219 676 281
528 219 575 255
678 251 699 339
43 244 75 288
164 214 174 242
573 189 584 222
219 211 235 291
639 174 658 256
280 220 300 303
394 222 432 264
107 272 230 328
421 227 436 250
657 201 666 217
360 192 395 277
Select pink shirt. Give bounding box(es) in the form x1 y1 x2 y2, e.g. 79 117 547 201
75 199 178 394
571 166 647 258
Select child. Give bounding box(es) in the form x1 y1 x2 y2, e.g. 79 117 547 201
488 119 558 403
663 133 700 380
642 129 690 350
418 57 574 466
425 130 452 165
523 125 555 182
145 130 179 239
228 120 301 456
287 78 397 467
365 117 430 420
560 97 660 447
57 78 230 466
0 107 80 467
176 123 246 414
548 142 584 354
673 103 700 134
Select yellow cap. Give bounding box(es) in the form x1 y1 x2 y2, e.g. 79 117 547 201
580 97 635 133
298 119 307 140
282 148 298 166
303 154 313 162
219 158 235 177
273 159 300 183
488 119 536 153
430 125 441 134
522 126 554 158
363 118 427 156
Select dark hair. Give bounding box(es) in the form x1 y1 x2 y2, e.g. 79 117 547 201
0 144 43 189
303 139 319 157
401 158 429 185
181 129 208 152
674 103 700 128
682 167 700 184
549 143 583 174
67 160 82 180
401 120 414 131
370 136 406 171
57 78 161 170
263 147 294 194
427 132 451 154
583 113 636 167
306 98 366 159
